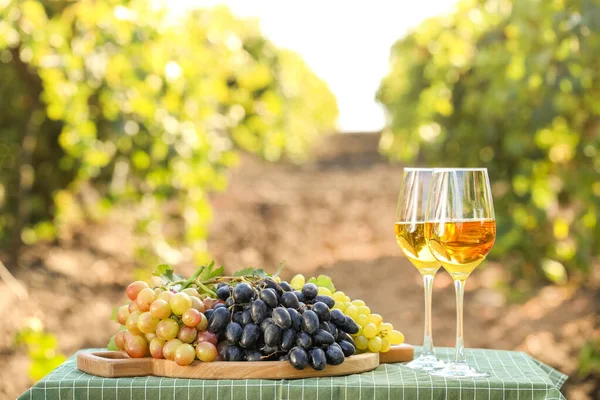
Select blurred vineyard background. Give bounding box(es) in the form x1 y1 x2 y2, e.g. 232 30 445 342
0 0 598 399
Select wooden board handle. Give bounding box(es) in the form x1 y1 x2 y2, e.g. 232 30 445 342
77 351 153 377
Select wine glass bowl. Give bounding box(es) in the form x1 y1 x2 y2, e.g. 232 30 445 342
395 168 445 370
425 168 496 378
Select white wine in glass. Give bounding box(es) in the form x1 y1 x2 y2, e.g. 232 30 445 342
426 168 496 378
395 168 445 370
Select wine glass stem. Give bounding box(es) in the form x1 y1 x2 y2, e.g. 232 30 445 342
454 278 467 364
421 274 435 357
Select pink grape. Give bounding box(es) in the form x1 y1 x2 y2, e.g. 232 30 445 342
114 331 128 350
157 291 174 302
182 308 202 327
177 326 197 343
117 305 130 325
182 288 200 298
195 342 217 362
190 297 205 313
128 301 140 313
196 313 208 331
137 312 159 334
156 318 179 340
170 292 192 315
125 334 148 358
162 339 183 361
149 338 165 359
150 299 172 319
174 344 196 366
126 281 150 300
194 330 217 346
202 298 217 310
126 311 142 335
136 288 157 312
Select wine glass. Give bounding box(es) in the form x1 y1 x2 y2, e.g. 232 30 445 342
395 168 445 370
425 168 496 378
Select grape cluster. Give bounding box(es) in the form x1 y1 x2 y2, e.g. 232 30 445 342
208 279 358 370
290 274 405 353
114 281 220 365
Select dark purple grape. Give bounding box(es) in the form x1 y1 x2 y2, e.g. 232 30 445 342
280 292 300 309
280 329 296 351
302 310 319 334
313 329 335 346
251 299 267 324
301 283 318 300
217 285 231 300
225 322 243 345
309 348 326 370
339 340 355 357
319 322 331 334
264 324 282 347
289 347 308 370
208 307 230 333
232 311 243 325
341 316 360 334
213 303 227 310
280 281 293 292
293 291 305 303
325 344 345 365
225 345 244 361
260 278 283 296
337 331 355 347
233 283 253 303
272 307 291 329
327 322 338 339
279 354 290 361
259 288 278 308
331 309 346 326
260 317 274 332
204 309 214 320
312 302 331 321
242 309 253 325
240 323 260 349
261 344 279 355
225 297 234 307
288 308 302 331
245 350 262 361
314 295 335 309
296 331 312 349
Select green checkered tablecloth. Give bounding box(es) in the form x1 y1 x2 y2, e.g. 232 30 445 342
18 347 567 400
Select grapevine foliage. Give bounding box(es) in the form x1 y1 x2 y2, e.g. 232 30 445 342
0 0 338 262
377 0 600 287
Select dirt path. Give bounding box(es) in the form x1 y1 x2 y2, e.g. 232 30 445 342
1 134 598 399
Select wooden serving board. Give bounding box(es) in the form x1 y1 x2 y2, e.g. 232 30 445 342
77 345 413 380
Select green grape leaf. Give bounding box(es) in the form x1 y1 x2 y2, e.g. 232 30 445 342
274 261 285 277
153 264 176 282
308 275 336 292
197 261 224 282
233 267 268 278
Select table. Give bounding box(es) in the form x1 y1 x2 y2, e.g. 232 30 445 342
18 347 567 400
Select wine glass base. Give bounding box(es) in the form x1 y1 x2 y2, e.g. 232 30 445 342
428 363 490 378
406 354 446 371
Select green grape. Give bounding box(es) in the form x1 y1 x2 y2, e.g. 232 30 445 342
158 291 174 302
190 297 205 313
381 337 391 353
170 292 192 315
126 281 150 301
379 322 393 334
345 305 359 320
355 335 369 350
136 288 157 312
162 339 183 361
368 336 382 352
195 342 217 362
125 334 148 358
153 287 164 296
368 314 383 326
137 312 159 334
333 301 346 311
332 291 347 302
177 326 197 344
358 305 371 316
388 330 405 345
145 332 157 342
149 338 165 358
117 305 130 325
363 323 378 339
290 274 305 290
351 299 365 307
356 314 368 327
126 311 143 335
175 344 196 366
128 301 140 313
156 318 179 340
150 299 172 320
318 287 332 296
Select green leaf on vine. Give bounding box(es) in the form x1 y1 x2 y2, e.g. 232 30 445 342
197 261 224 282
153 264 175 281
309 275 336 293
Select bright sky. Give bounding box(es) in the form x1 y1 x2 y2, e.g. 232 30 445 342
171 0 457 132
